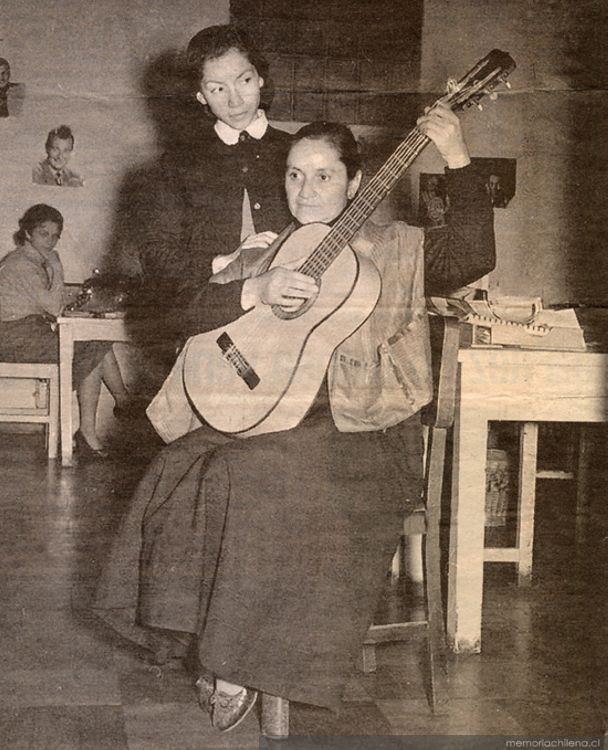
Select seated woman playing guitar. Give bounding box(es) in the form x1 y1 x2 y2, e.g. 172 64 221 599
93 108 495 732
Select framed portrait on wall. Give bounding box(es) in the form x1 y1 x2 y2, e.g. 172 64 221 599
0 57 25 118
471 157 517 208
418 172 450 227
32 125 84 187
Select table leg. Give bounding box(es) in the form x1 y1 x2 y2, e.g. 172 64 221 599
447 401 488 653
575 425 591 540
59 322 74 466
516 422 539 586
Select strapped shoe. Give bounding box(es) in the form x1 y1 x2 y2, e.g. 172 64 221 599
210 687 258 733
195 674 215 714
74 430 110 461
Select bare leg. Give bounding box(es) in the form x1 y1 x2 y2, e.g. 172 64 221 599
101 347 129 408
77 362 103 449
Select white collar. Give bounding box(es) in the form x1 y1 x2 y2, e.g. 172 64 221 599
214 109 268 146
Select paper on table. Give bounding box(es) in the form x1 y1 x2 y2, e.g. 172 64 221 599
532 308 581 329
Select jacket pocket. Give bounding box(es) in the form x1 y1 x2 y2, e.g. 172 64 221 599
329 352 384 428
329 346 418 431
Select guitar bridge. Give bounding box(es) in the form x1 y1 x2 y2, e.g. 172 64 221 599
216 332 260 390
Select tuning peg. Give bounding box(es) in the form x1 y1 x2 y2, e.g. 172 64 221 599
446 77 459 96
505 81 512 89
476 102 483 111
488 91 498 101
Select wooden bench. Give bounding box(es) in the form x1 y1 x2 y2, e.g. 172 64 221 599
0 362 59 459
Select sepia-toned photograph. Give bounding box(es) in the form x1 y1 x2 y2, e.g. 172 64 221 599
32 125 84 187
0 1 606 748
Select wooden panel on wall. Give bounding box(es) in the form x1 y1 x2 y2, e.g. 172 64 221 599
231 0 424 127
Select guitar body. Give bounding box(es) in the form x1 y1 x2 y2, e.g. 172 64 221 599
180 50 515 437
183 223 381 436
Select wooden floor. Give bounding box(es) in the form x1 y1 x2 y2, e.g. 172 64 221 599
0 426 606 748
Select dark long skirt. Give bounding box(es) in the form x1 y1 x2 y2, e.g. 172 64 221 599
93 402 424 711
0 314 110 385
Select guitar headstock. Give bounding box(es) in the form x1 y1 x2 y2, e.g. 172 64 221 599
444 49 516 112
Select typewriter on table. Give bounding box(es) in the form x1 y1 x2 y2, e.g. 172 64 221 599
64 269 140 318
427 290 587 352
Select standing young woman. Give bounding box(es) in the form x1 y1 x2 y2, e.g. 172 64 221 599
125 24 292 360
0 204 133 458
94 106 495 732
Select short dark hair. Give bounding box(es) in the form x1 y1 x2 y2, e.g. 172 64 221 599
186 24 268 84
45 125 75 152
14 204 64 246
0 58 9 70
291 122 362 180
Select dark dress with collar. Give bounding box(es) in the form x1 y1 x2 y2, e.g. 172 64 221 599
121 125 291 331
115 123 292 372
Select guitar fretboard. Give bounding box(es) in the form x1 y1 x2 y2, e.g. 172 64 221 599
298 127 430 279
294 48 516 280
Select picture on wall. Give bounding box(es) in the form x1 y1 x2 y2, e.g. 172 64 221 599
418 172 450 228
471 156 517 208
32 124 84 187
0 57 25 118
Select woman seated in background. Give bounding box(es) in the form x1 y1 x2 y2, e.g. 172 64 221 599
93 110 494 732
0 203 133 458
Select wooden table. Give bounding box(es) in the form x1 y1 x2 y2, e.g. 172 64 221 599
57 315 129 466
448 347 608 653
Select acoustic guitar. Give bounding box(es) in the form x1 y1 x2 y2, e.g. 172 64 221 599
183 49 515 437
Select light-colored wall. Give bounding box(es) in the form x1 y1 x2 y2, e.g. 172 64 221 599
0 0 229 420
417 0 608 304
1 0 229 281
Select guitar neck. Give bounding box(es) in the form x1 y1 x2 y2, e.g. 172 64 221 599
296 48 516 280
299 127 430 279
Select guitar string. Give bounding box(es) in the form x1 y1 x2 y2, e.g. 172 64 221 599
299 129 429 278
213 70 509 383
300 133 426 277
298 76 498 278
285 77 496 281
227 307 279 368
303 129 428 271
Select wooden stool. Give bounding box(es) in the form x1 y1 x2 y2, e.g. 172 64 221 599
0 362 59 459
